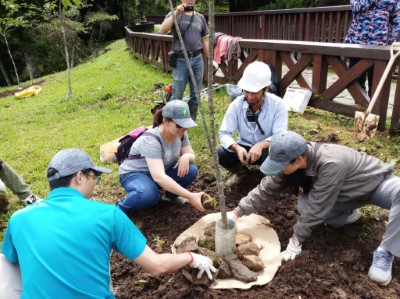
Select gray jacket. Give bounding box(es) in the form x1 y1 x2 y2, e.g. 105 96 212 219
236 142 394 242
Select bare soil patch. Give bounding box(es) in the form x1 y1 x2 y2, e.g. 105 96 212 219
111 173 399 299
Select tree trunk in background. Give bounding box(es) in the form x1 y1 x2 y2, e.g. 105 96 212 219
0 57 12 86
0 58 12 86
23 45 41 82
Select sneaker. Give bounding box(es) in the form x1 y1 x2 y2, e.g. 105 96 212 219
22 194 42 205
328 209 361 228
0 179 6 192
368 247 394 286
162 195 188 205
346 209 361 224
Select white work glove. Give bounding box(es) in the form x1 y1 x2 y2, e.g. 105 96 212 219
227 210 240 221
281 237 302 261
188 252 217 279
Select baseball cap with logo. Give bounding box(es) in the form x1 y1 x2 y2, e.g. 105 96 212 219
47 148 111 181
162 100 197 129
260 131 308 176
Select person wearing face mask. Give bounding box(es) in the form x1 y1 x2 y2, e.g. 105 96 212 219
218 61 288 187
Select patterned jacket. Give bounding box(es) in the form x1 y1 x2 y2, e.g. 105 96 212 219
389 0 400 44
345 0 397 46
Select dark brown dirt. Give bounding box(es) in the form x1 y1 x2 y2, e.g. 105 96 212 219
110 174 399 299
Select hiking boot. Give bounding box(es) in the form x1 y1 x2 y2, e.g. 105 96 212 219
22 194 42 205
162 195 188 205
368 247 394 286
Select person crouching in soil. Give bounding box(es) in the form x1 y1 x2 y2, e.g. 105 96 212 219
1 148 216 298
228 130 399 286
117 100 205 214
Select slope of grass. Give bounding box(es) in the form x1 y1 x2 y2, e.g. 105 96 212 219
1 38 399 239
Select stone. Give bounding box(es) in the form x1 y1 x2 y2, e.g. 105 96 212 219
235 242 260 259
217 260 232 279
243 255 264 272
236 233 251 246
223 253 258 282
201 193 218 210
182 266 215 286
175 236 198 254
204 221 216 237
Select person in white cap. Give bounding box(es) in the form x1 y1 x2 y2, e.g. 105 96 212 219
0 159 41 211
117 100 205 215
228 130 400 286
1 148 216 298
218 61 288 186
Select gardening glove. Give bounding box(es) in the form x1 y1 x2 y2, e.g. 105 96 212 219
189 252 217 279
281 237 302 261
227 210 240 221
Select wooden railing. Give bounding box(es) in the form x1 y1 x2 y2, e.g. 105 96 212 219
125 26 400 133
146 5 352 42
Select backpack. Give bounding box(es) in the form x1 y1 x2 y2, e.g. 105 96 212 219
115 126 161 165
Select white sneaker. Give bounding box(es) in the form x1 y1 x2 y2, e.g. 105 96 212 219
22 194 42 205
0 179 5 192
346 209 361 224
162 195 188 205
368 247 394 286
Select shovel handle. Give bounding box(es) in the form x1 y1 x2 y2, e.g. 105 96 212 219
366 43 400 116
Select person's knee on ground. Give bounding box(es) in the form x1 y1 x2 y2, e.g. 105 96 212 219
117 183 160 214
297 194 361 227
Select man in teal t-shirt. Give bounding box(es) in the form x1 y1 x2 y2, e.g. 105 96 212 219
1 148 215 298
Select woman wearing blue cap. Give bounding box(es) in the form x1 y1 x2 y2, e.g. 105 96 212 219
117 100 205 214
228 130 400 286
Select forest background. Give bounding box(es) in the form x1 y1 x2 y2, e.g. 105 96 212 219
0 0 348 88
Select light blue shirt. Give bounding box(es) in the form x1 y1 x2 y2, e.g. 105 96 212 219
219 93 288 150
2 188 147 299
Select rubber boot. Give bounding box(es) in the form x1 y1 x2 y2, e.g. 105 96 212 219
225 165 251 187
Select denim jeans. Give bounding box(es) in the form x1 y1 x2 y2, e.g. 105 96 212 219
116 162 198 214
297 174 400 256
171 55 204 119
217 144 269 170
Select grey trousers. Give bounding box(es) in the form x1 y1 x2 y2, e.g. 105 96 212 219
0 160 32 200
298 174 400 257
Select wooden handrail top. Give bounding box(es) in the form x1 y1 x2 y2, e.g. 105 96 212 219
147 5 351 18
241 39 393 60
